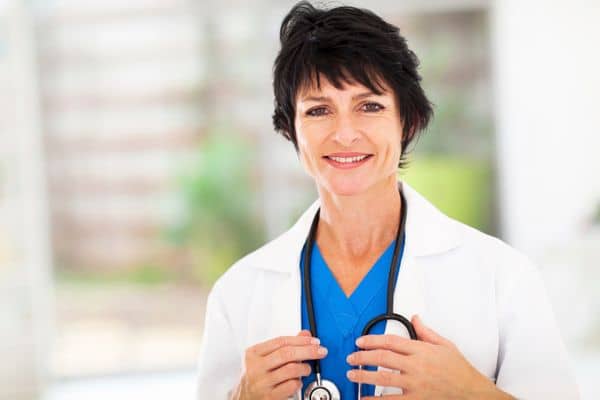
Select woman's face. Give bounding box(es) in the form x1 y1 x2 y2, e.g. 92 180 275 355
294 76 403 196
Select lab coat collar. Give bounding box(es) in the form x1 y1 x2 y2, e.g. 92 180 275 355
252 180 463 274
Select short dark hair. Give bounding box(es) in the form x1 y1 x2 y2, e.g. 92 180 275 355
272 1 433 168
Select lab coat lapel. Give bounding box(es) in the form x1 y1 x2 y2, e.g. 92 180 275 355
261 200 319 340
257 200 318 400
370 182 459 395
263 238 304 400
374 242 426 396
266 265 302 339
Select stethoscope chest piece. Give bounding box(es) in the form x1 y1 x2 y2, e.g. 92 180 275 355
303 375 341 400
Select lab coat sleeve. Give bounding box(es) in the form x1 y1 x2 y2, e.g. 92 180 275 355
196 280 242 399
495 255 580 399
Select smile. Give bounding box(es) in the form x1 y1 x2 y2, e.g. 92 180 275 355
323 154 373 169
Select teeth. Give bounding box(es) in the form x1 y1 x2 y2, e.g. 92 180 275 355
329 155 369 163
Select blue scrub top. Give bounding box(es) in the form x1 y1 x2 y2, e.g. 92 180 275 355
299 233 405 398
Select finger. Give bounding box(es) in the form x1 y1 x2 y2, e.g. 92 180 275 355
411 314 452 347
265 344 327 371
297 330 312 337
356 334 424 355
346 349 408 372
251 335 320 357
269 362 311 386
346 368 407 388
270 378 303 399
363 392 420 400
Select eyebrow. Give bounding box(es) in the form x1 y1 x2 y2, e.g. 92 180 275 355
300 91 380 103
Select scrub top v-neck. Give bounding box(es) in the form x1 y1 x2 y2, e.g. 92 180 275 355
299 234 406 398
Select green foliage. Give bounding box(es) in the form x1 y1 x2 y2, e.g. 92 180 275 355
166 129 265 285
401 156 494 234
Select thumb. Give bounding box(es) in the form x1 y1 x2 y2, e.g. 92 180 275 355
412 315 449 346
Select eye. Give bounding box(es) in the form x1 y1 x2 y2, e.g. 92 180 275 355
361 102 384 112
306 106 329 117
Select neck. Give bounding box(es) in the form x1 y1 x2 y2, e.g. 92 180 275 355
315 175 401 262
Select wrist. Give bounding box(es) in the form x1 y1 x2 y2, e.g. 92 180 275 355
466 375 515 400
469 384 515 400
490 386 516 400
489 387 516 400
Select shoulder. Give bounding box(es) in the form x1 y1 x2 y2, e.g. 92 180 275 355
406 179 536 275
208 227 292 304
425 216 548 329
209 242 273 296
210 198 318 301
463 219 534 265
202 230 292 352
445 216 541 288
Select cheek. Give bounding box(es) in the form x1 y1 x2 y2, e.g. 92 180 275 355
296 125 311 157
388 119 403 156
295 126 320 172
395 133 403 156
296 120 324 155
366 118 402 160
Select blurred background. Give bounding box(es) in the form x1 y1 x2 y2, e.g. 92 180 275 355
1 0 599 399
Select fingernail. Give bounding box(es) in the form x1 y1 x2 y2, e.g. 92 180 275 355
355 337 364 346
346 354 354 363
318 346 328 355
311 337 320 345
347 370 355 379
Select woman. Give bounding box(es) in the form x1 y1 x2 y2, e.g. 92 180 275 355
197 2 579 399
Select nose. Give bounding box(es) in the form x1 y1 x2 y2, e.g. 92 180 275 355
333 113 360 147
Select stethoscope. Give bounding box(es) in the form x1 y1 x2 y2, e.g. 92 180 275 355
302 186 417 400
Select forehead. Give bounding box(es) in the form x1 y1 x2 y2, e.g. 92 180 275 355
295 72 392 102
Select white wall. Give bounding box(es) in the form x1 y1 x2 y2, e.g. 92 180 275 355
492 0 600 256
491 2 600 398
0 1 54 399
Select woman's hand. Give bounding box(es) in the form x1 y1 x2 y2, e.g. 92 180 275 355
346 315 514 400
232 330 327 400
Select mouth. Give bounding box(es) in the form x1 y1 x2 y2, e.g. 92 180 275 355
322 153 374 169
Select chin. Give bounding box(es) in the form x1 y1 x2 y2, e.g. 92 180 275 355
322 176 371 197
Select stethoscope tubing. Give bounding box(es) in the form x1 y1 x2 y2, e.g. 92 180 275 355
302 185 417 399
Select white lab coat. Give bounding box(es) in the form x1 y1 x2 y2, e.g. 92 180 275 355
196 182 579 399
